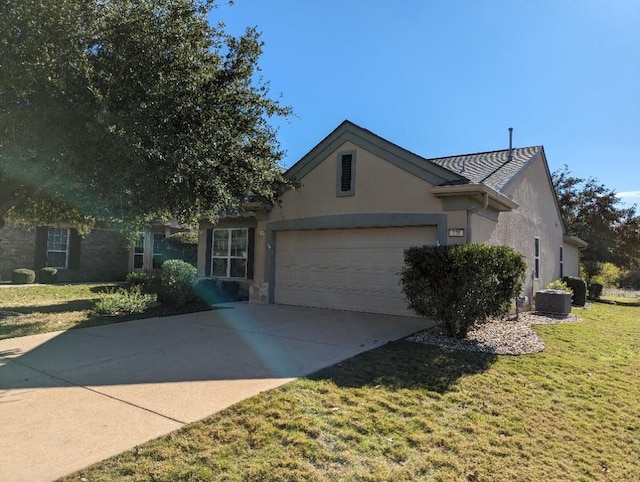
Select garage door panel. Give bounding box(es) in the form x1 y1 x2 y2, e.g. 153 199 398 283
274 227 436 316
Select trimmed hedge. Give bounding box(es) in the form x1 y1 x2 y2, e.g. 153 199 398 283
619 270 640 290
38 267 58 284
401 244 526 338
562 276 587 306
12 268 36 284
588 283 603 300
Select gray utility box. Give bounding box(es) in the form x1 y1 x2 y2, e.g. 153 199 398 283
535 289 572 314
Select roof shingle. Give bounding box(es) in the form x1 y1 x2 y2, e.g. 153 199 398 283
429 146 543 192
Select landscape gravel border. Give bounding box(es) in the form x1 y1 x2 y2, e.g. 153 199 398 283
407 311 582 355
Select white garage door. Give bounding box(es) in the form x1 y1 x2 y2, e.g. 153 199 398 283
275 226 437 316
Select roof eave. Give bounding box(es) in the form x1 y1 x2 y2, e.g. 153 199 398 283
563 234 588 249
431 183 519 211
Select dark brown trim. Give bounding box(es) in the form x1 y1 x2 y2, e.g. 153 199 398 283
247 227 255 280
34 227 47 269
68 229 81 270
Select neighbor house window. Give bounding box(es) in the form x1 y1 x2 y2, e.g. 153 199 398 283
534 237 540 280
46 228 69 269
559 246 564 278
133 235 144 269
337 150 356 196
212 228 248 278
152 233 165 269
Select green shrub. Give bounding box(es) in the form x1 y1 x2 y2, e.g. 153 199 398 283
38 267 58 284
591 262 622 288
126 271 150 286
12 268 36 284
157 259 198 306
94 286 157 316
547 279 573 294
159 232 197 267
588 283 603 299
195 279 249 304
401 244 526 338
619 270 640 290
562 276 587 306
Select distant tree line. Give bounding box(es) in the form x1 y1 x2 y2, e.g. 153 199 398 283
552 166 640 287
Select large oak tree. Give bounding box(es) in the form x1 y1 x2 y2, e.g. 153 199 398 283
552 165 640 271
0 0 291 234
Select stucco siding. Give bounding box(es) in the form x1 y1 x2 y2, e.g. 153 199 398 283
563 244 581 277
479 155 565 301
273 141 443 221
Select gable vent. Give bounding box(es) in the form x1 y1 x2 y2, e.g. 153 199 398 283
340 154 353 192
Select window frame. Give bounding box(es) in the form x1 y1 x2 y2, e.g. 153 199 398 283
46 227 70 269
534 236 540 280
133 234 145 270
336 150 356 197
211 228 249 279
152 233 165 269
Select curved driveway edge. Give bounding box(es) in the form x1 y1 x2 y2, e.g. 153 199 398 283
0 302 434 482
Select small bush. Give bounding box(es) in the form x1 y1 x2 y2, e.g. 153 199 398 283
94 286 157 316
126 271 150 286
588 283 603 299
591 262 622 288
547 279 573 294
195 279 249 304
157 259 198 306
38 267 58 284
12 268 36 284
401 244 526 338
619 270 640 290
562 276 587 306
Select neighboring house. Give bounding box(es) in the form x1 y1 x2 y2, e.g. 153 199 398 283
0 219 189 282
197 120 586 316
130 220 192 272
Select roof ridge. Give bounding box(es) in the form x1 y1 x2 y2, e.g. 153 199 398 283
427 145 542 161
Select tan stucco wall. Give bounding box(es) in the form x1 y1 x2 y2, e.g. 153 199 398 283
563 243 581 278
271 141 443 221
475 154 566 302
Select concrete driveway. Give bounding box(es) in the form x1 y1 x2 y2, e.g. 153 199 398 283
0 302 434 482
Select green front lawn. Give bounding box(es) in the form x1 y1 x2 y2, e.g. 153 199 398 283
61 303 640 482
0 283 210 340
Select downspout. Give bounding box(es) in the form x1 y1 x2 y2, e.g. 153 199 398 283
466 192 489 243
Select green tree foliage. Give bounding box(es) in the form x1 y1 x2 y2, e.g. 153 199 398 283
0 0 291 233
591 261 622 288
159 232 198 267
401 244 526 339
552 166 640 270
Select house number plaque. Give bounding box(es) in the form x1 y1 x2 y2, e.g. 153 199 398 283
448 228 465 237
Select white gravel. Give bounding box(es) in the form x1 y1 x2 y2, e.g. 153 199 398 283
407 311 582 356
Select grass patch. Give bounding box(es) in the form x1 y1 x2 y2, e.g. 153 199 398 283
61 303 640 481
0 283 211 340
599 288 640 306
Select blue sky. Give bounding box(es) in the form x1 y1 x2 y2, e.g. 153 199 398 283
211 1 639 206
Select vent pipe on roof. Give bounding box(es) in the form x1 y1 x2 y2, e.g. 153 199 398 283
507 127 513 162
